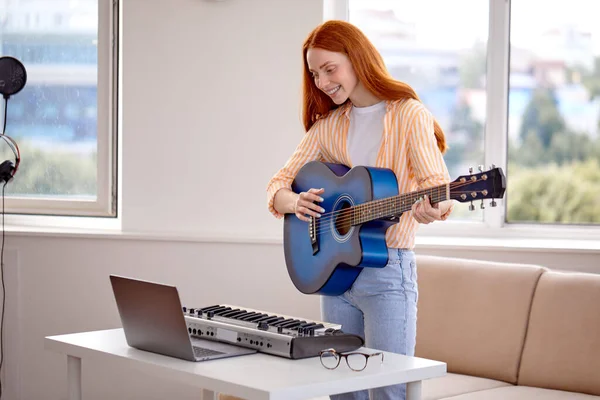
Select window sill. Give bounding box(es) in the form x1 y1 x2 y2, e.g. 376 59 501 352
415 235 600 254
2 217 599 255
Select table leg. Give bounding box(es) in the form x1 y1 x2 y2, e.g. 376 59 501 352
67 355 82 400
201 388 217 400
406 380 422 400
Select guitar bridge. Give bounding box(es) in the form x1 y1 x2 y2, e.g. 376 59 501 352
309 217 319 255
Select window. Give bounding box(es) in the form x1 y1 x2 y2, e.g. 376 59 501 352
348 0 489 222
0 0 117 217
508 0 600 225
334 0 600 233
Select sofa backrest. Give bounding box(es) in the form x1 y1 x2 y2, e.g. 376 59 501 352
518 271 600 396
415 255 545 384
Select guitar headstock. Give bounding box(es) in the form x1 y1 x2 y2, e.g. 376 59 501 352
449 165 506 209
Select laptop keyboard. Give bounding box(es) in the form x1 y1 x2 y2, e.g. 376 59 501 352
193 346 225 358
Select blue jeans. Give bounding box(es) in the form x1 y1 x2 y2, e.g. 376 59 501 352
320 248 418 400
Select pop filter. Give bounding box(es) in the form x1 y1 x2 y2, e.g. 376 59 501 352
0 56 27 99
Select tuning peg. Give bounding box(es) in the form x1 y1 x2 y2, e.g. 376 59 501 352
469 166 473 175
480 200 485 209
478 165 484 172
469 201 475 211
491 199 497 207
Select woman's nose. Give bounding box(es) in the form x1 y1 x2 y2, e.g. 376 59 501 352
318 77 329 89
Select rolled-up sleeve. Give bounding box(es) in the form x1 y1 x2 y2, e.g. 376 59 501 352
408 106 454 218
266 122 322 219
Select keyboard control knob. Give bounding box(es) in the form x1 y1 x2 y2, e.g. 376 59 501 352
258 322 269 331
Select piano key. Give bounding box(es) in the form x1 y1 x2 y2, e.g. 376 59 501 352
228 310 250 319
220 309 243 318
198 305 222 313
213 307 233 315
281 320 305 329
262 316 285 325
238 312 261 321
207 306 229 315
245 313 270 322
271 318 295 327
254 315 279 323
186 304 343 337
219 304 336 328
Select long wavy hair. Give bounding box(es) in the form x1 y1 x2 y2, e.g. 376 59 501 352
302 20 447 153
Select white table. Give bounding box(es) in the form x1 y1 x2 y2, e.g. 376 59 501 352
44 328 446 400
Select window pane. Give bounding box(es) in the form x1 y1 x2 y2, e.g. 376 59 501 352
349 0 489 221
0 0 98 199
508 0 600 224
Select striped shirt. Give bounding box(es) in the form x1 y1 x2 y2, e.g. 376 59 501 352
266 98 453 250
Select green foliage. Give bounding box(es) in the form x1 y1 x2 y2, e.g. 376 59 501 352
445 101 484 176
459 40 487 89
519 88 566 148
507 160 600 223
581 56 600 100
0 140 96 197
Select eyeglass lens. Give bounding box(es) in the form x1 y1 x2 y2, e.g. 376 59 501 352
345 353 368 371
320 350 340 369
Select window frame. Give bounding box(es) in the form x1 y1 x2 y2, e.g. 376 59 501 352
326 0 600 245
2 0 118 219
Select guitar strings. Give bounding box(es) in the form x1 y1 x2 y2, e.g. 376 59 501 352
308 180 491 236
310 190 484 237
309 180 472 231
310 193 447 236
307 178 485 229
317 179 477 220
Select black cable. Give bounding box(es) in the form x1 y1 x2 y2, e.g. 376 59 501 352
1 99 6 135
0 182 5 400
0 96 9 400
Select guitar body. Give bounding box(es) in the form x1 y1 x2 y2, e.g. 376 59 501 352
284 161 400 296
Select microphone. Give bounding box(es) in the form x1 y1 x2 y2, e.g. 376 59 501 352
0 56 27 99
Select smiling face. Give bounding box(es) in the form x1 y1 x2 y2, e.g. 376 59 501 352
306 48 359 105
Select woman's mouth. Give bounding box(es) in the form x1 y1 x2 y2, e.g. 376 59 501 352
325 85 341 96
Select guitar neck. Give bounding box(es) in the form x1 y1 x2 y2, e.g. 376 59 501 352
351 184 450 225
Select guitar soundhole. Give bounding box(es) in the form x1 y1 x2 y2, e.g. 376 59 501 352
335 202 352 236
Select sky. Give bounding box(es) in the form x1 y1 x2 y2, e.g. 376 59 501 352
349 0 600 55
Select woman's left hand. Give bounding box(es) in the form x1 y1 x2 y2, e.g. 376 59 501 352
411 195 445 224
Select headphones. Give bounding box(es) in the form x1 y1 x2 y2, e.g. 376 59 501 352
0 56 26 185
0 134 20 184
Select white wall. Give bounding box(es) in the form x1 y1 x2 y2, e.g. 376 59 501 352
1 1 599 400
121 0 319 239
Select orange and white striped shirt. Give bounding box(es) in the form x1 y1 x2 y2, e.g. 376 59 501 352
266 98 453 250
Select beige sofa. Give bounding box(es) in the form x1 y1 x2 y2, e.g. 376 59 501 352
416 255 600 399
220 255 600 400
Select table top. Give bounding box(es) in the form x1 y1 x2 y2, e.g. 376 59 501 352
45 328 446 400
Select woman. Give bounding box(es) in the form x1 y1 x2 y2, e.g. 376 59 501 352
266 20 453 400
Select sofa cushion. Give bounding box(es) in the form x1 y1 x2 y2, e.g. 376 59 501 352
441 386 600 399
517 271 600 396
422 372 511 400
415 255 545 384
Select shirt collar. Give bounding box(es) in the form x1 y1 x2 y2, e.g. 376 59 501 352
342 100 393 119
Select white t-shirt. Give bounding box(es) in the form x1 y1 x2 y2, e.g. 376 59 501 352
347 101 386 167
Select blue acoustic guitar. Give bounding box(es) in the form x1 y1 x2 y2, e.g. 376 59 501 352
283 161 506 296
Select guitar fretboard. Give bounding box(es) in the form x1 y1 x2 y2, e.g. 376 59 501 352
351 184 449 225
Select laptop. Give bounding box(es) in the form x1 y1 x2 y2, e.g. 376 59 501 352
109 275 257 362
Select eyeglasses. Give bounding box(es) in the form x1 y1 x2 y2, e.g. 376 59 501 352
319 348 384 372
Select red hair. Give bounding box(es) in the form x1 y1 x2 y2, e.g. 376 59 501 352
302 20 447 153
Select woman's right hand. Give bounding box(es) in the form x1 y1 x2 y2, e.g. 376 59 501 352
294 188 325 222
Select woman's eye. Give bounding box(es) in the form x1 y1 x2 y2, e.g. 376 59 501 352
326 68 335 74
